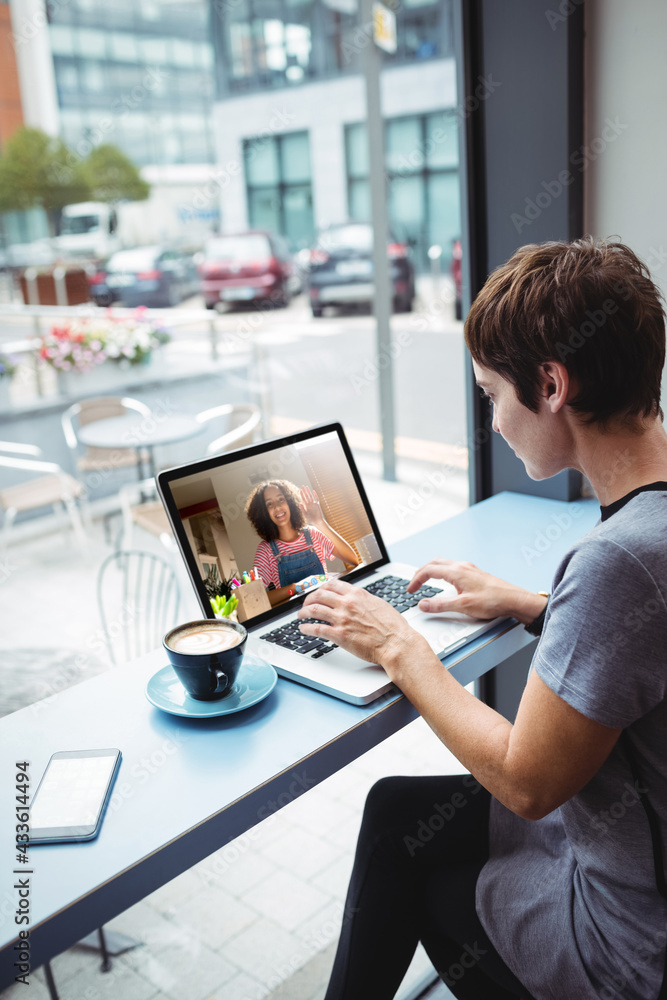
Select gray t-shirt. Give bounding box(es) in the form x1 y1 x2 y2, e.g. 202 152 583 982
475 490 667 1000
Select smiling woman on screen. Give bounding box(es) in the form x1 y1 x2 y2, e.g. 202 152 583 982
245 480 360 606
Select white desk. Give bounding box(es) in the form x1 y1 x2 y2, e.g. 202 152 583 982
0 491 599 986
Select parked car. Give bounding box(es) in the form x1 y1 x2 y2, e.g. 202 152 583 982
88 246 198 308
306 223 415 317
198 231 295 310
451 237 463 319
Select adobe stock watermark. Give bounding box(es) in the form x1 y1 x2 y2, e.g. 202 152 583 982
403 774 483 856
521 503 583 565
246 900 359 999
393 461 466 526
554 282 632 361
350 328 414 395
439 940 488 991
11 0 72 49
28 599 142 714
545 0 584 31
217 446 300 525
511 117 628 234
390 74 501 183
609 591 666 652
597 928 667 1000
179 110 297 223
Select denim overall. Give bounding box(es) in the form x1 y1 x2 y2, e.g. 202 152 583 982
269 527 325 587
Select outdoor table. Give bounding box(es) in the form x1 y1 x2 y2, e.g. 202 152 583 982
77 412 205 480
0 491 599 988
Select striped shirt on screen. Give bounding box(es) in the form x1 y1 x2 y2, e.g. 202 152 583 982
252 527 335 588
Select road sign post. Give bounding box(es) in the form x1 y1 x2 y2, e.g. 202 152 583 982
362 0 397 481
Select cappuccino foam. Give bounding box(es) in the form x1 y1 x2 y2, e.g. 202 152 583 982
168 624 242 654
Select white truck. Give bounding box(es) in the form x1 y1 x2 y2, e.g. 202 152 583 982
53 188 219 262
53 202 123 261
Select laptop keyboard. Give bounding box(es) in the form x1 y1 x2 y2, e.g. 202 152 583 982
259 575 443 659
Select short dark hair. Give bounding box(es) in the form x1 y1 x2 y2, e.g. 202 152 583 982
245 480 305 542
465 237 665 425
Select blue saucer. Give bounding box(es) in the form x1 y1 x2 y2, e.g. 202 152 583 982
146 656 277 718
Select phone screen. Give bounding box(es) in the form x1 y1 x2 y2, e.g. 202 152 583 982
30 749 121 844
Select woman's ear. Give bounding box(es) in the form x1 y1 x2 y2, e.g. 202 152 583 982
540 362 570 413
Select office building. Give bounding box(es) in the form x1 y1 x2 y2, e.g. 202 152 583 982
209 0 461 266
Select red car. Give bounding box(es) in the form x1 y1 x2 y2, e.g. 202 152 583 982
199 231 295 310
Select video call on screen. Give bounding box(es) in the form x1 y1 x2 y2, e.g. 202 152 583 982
166 432 382 624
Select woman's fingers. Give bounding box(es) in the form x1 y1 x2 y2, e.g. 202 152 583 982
407 559 461 593
418 593 463 613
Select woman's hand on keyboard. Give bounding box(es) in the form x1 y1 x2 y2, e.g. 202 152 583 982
298 579 418 667
406 559 547 625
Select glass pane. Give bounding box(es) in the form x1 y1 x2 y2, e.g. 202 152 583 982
389 174 424 245
348 178 371 221
81 61 105 92
229 22 253 79
172 39 197 67
56 61 79 92
281 132 311 183
426 170 461 265
426 111 458 168
282 185 314 248
245 138 279 185
76 27 107 58
346 123 368 179
386 117 423 174
142 37 170 64
50 25 76 54
247 188 281 233
109 32 139 61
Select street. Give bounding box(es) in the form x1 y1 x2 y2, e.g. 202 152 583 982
0 279 469 457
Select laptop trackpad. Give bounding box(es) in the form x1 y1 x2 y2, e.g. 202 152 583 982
408 609 488 652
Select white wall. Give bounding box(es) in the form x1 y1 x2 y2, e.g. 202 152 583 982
584 0 667 300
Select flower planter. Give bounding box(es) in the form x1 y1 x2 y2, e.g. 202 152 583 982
41 316 171 397
56 358 155 398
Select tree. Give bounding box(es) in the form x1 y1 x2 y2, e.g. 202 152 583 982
82 145 150 203
0 127 90 235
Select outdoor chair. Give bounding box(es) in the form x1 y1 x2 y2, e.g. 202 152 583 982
118 478 174 552
97 549 180 664
0 441 86 551
195 402 262 457
61 395 151 476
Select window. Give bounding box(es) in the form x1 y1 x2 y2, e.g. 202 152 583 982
244 132 314 248
345 111 460 268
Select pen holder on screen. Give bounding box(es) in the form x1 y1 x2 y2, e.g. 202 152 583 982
234 580 271 621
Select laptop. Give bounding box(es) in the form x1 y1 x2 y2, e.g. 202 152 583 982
156 422 502 705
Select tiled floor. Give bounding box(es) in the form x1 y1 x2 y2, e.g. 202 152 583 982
1 457 467 1000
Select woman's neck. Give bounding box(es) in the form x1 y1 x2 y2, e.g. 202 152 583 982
277 523 300 542
577 417 667 505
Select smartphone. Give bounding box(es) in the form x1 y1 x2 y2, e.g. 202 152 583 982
29 749 121 845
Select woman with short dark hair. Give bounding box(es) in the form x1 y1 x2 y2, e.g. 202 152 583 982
299 238 667 1000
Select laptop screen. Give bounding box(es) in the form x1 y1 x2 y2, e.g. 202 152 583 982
157 422 389 630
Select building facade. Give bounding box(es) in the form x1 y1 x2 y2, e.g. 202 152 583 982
209 0 460 268
4 0 219 248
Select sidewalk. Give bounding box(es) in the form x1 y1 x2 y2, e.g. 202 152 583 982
0 459 467 1000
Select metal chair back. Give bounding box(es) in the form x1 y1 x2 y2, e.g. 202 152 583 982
195 403 262 457
62 396 151 472
97 549 180 664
